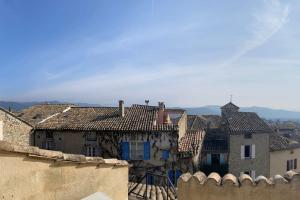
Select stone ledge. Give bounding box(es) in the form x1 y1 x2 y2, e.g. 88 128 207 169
178 171 300 187
0 141 128 166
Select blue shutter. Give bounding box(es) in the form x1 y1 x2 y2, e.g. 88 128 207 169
121 142 129 160
175 170 182 182
168 170 175 185
207 154 212 165
144 142 150 160
220 154 225 164
146 174 153 185
163 150 170 160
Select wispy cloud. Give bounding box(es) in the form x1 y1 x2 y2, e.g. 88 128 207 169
223 0 290 66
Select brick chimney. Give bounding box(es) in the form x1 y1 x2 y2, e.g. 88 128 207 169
119 100 125 117
158 102 165 124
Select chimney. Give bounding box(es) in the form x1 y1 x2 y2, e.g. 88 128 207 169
158 102 165 124
119 100 125 117
145 100 149 106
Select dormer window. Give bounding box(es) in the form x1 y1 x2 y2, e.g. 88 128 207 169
244 133 252 139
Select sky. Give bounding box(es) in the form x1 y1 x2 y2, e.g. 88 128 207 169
0 0 300 110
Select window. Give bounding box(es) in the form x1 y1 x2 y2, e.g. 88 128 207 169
241 144 255 159
130 141 144 160
287 159 297 171
86 146 97 157
212 154 220 165
244 133 252 139
0 121 3 141
46 139 54 150
244 145 251 158
244 171 250 175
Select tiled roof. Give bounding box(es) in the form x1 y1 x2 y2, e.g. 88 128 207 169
35 105 180 132
16 104 74 125
128 182 176 200
178 131 204 153
187 115 207 130
225 112 272 134
221 102 239 110
270 133 300 151
202 115 222 129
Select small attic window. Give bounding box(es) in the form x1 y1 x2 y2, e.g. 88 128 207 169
33 114 42 119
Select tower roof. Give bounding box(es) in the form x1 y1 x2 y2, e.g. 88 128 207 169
221 102 239 110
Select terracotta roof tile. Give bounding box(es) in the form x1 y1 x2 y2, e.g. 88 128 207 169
178 131 204 152
17 104 74 125
225 112 272 134
35 105 180 132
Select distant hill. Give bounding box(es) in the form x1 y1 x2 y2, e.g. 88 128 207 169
0 101 100 112
1 101 300 121
184 106 300 121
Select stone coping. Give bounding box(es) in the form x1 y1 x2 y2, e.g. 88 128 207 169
178 171 300 187
0 141 128 166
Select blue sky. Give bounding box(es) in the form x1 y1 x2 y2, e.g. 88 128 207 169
0 0 300 110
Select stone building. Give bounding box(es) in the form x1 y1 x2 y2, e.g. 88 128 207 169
270 133 300 176
223 102 273 178
24 101 191 184
0 107 33 145
198 102 273 178
198 102 300 178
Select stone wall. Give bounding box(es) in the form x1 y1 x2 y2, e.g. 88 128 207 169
0 108 33 146
178 171 300 200
270 148 300 176
228 133 270 177
0 141 128 200
34 130 179 173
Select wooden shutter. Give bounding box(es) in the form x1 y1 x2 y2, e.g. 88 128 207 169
251 144 255 159
121 142 130 160
207 154 212 165
241 145 245 160
0 121 3 141
143 142 150 160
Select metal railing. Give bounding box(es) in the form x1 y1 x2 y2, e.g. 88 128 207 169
128 171 177 199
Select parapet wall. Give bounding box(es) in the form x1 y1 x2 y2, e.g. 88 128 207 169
0 141 128 200
178 171 300 200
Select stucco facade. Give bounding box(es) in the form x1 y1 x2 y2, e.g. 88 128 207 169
270 148 300 176
228 133 270 177
0 108 33 146
0 141 128 200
